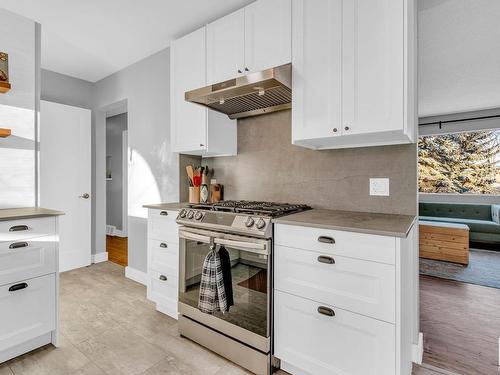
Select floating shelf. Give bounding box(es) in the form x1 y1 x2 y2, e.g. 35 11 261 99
0 128 11 138
0 81 11 94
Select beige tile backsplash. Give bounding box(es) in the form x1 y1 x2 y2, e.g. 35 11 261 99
202 110 417 216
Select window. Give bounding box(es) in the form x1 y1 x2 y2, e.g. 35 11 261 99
418 129 500 194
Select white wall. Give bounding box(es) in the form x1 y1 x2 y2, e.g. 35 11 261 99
0 9 39 208
41 69 93 109
418 0 500 116
93 47 179 272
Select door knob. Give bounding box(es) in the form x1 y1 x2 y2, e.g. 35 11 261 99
79 193 90 199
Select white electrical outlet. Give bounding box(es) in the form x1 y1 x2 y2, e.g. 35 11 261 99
370 178 390 196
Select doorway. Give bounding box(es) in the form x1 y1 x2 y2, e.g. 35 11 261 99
105 112 128 266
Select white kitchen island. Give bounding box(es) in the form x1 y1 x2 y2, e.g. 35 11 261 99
0 208 63 363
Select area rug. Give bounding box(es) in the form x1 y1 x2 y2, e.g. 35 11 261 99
420 248 500 289
238 269 267 293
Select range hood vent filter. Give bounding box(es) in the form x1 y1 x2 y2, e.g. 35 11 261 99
185 64 291 119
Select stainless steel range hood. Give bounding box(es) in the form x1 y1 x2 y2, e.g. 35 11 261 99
185 64 291 119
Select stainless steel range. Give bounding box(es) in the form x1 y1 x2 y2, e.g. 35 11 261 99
176 201 311 375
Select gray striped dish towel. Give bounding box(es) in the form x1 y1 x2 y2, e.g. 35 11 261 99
198 249 228 314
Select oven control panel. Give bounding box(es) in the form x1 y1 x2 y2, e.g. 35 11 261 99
176 209 272 237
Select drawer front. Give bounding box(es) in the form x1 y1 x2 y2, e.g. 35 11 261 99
275 224 395 264
147 269 178 303
274 290 395 375
0 238 57 286
275 245 395 322
148 239 179 274
0 217 56 242
148 209 179 242
0 274 56 352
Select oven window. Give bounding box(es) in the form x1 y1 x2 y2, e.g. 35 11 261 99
179 239 269 337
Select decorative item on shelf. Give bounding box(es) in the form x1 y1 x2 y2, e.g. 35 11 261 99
0 128 12 138
0 52 10 94
210 181 222 203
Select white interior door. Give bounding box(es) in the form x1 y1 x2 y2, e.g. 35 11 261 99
40 100 92 272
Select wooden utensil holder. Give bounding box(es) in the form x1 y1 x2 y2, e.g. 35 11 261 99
189 186 200 203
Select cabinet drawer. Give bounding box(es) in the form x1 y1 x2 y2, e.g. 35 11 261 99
274 290 395 375
0 217 56 242
148 239 179 274
147 270 177 303
148 209 179 242
275 224 395 264
0 237 57 286
0 274 56 352
275 245 395 322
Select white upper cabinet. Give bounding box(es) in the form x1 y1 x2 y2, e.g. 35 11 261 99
206 9 245 85
292 0 416 150
291 0 343 142
244 0 291 73
207 0 292 85
171 27 236 156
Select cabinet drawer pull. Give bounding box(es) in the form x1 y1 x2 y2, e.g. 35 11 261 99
9 283 28 292
9 241 29 249
318 236 335 244
159 275 167 281
317 255 335 264
317 306 335 317
9 225 29 232
160 211 168 216
160 243 168 248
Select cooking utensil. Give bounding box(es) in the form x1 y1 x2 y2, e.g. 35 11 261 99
193 175 201 187
186 165 194 185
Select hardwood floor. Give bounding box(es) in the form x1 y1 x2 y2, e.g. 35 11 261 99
106 235 128 266
420 275 500 375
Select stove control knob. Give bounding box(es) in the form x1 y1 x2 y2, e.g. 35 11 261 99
245 216 255 228
179 209 187 218
187 210 195 219
256 218 266 229
195 211 203 220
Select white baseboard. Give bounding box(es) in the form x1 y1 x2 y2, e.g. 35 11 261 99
412 332 424 364
125 266 147 285
92 252 108 264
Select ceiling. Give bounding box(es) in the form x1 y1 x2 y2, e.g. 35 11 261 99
0 0 253 82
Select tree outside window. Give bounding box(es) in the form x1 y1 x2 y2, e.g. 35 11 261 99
418 130 500 194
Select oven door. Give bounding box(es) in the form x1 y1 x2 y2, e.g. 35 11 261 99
178 227 271 353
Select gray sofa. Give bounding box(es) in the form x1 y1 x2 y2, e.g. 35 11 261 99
419 202 500 244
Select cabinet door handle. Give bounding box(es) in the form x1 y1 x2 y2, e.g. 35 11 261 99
333 128 338 133
244 67 249 72
160 243 168 248
317 255 335 264
159 275 167 281
317 306 335 317
318 236 335 244
160 211 168 216
9 241 29 250
9 283 28 292
238 69 242 73
344 126 350 131
9 225 29 232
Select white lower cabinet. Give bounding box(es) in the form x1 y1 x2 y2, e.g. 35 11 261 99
0 215 59 363
275 291 395 375
274 223 417 375
146 208 180 319
0 274 56 352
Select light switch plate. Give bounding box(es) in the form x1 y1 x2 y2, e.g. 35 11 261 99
370 178 390 196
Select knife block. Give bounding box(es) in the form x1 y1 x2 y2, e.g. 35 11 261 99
189 186 200 204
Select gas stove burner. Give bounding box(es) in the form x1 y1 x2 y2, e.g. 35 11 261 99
188 200 311 218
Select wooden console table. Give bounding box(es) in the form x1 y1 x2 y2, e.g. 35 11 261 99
419 220 470 265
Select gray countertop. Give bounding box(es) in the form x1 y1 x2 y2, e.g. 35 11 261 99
273 209 416 238
0 207 64 222
143 202 190 211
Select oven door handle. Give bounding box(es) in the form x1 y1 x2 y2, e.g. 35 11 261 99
215 238 266 252
179 229 269 255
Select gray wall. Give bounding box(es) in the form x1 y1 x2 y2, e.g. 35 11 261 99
41 69 93 109
205 110 417 216
106 113 127 230
93 48 178 273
